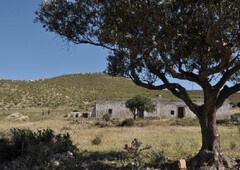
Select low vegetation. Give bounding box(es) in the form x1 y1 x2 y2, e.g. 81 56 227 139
171 118 200 127
0 116 239 166
92 135 102 145
0 73 239 111
121 118 135 127
0 107 239 169
0 128 78 169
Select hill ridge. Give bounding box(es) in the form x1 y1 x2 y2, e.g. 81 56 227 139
0 73 239 110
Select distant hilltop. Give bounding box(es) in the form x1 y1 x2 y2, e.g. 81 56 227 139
0 72 239 110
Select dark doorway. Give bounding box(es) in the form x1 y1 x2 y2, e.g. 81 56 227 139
108 109 113 114
178 107 184 118
138 110 144 119
82 113 89 118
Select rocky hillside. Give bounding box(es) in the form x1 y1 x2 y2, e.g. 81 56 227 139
0 73 239 110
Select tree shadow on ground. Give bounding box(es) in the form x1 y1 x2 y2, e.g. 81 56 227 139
75 150 129 170
74 150 179 170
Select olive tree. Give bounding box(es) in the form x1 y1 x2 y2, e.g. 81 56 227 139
35 0 240 168
126 95 156 120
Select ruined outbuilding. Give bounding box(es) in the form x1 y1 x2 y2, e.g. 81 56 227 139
92 98 230 119
68 112 90 118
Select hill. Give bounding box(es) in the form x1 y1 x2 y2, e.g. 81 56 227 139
0 73 239 110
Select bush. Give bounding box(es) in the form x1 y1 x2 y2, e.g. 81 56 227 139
0 128 77 169
95 121 108 128
121 118 134 127
171 118 199 126
0 138 15 163
102 113 111 122
92 136 102 145
230 141 237 150
216 118 231 126
124 138 164 169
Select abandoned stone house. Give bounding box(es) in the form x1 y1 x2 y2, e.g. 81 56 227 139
91 98 230 119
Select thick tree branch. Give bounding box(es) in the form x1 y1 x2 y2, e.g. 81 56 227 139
214 62 240 89
130 51 200 114
216 84 240 108
158 50 201 84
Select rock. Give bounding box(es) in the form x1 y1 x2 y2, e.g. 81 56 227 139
19 115 29 121
6 112 29 121
53 160 60 168
67 151 73 156
7 112 22 119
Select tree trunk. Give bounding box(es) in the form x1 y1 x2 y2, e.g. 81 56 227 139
189 107 235 169
133 113 136 120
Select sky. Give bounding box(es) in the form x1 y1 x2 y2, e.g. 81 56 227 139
0 0 200 89
0 0 108 80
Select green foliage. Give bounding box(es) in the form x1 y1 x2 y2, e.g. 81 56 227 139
35 0 240 90
105 52 129 77
102 113 111 122
216 119 231 126
126 95 156 119
0 128 76 169
95 121 108 128
171 118 200 127
230 141 237 150
121 118 134 127
124 138 164 169
92 136 102 145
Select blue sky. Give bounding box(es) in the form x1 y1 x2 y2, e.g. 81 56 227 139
0 0 200 89
0 0 108 80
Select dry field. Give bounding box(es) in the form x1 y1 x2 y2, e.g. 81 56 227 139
0 113 239 162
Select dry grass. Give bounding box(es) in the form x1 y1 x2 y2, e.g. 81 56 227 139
0 117 239 161
231 108 240 114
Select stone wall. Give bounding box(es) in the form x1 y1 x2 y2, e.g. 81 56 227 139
93 99 133 119
92 99 230 119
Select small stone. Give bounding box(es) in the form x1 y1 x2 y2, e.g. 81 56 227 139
178 159 187 169
67 151 73 156
53 160 60 167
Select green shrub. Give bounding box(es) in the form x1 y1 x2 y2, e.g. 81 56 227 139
230 141 236 150
121 118 134 127
0 128 77 169
102 113 111 122
171 118 199 126
95 121 108 128
0 138 15 163
124 138 164 169
92 136 102 145
216 118 231 126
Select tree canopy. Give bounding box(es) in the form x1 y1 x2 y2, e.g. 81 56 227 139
35 0 240 112
126 95 156 120
35 0 240 168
